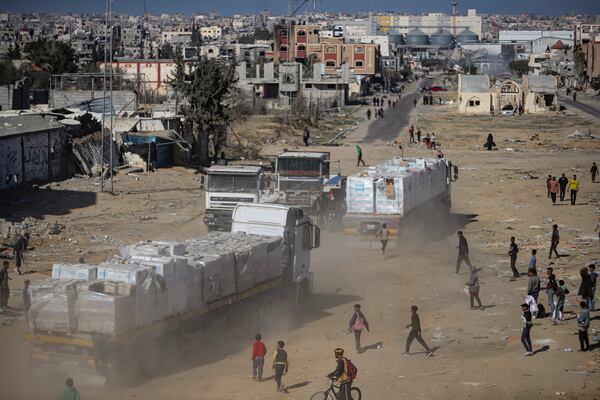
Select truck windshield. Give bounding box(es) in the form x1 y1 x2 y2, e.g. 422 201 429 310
208 175 258 192
278 158 326 177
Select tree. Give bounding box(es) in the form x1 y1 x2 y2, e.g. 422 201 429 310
160 43 174 59
509 59 530 76
7 43 21 60
23 39 77 75
0 60 20 85
169 56 238 165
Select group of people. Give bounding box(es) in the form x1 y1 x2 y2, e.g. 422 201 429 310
366 107 386 120
546 174 581 205
407 125 437 150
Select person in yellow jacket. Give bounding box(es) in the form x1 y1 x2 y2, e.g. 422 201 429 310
272 340 289 392
569 174 580 205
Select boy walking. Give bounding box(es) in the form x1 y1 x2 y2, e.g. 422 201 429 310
349 304 370 353
402 305 433 357
529 249 537 272
508 236 520 278
251 334 267 381
553 279 569 323
521 303 534 356
375 223 390 255
272 341 289 392
549 224 560 259
355 145 366 167
577 301 591 351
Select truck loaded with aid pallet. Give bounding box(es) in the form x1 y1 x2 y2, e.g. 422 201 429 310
25 203 320 387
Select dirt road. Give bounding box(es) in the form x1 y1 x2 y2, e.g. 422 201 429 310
1 89 600 399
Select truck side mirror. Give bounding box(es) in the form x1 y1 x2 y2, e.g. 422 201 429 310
313 225 321 249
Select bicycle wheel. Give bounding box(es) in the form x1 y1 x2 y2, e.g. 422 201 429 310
309 391 335 400
350 387 362 400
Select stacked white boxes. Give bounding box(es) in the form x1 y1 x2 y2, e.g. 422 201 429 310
30 232 286 336
346 157 448 216
29 278 80 332
51 264 98 281
77 280 136 335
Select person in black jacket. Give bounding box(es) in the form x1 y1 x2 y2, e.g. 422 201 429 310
508 236 520 278
558 174 569 201
348 304 370 353
402 305 433 357
549 224 560 259
456 231 472 274
579 267 594 308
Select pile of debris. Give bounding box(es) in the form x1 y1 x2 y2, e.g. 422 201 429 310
72 131 119 176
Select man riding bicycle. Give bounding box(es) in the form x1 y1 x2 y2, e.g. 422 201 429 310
327 348 353 400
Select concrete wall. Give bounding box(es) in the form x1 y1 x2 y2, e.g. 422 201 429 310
458 92 492 114
49 90 137 113
0 129 67 191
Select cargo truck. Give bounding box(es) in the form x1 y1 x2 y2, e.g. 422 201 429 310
343 157 451 240
25 203 320 387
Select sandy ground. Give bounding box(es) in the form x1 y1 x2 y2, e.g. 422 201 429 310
1 78 600 400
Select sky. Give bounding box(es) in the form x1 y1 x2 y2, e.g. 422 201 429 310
1 0 599 16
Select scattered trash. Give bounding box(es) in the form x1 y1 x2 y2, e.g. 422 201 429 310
564 348 572 352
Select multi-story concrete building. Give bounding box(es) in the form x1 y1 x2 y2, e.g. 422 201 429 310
199 26 222 41
574 24 600 84
375 9 482 37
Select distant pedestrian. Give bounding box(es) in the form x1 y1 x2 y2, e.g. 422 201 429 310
355 144 366 167
549 176 558 204
558 173 568 201
579 267 594 310
349 304 370 353
569 174 580 205
59 378 80 400
366 109 371 120
413 98 417 108
577 301 590 352
402 305 433 357
554 279 569 322
573 91 577 102
372 97 376 106
545 175 552 198
303 128 310 147
23 279 31 315
595 218 600 246
375 223 390 255
251 334 267 381
508 236 520 278
409 125 415 143
466 269 483 310
388 99 391 108
456 231 472 274
272 341 289 392
485 133 496 150
425 134 431 149
430 133 437 150
589 264 598 311
528 249 537 272
591 162 598 183
545 268 558 319
379 107 384 118
549 224 560 259
13 232 29 275
0 261 10 310
521 303 534 356
527 269 541 304
374 108 379 118
416 129 422 142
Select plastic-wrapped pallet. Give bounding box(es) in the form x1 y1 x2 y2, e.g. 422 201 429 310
346 176 375 213
29 278 79 332
51 264 97 281
185 253 237 308
119 241 186 259
77 280 135 335
97 263 151 285
134 270 168 327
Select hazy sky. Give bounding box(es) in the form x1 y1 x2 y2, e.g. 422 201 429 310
1 0 599 16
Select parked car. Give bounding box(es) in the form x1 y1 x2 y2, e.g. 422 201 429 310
430 86 448 92
501 105 515 116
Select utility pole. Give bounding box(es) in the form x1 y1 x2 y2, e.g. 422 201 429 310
109 0 115 194
101 0 109 191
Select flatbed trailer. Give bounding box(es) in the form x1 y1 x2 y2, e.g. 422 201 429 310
25 276 287 387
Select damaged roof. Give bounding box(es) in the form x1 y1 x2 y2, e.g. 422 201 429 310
459 74 490 93
525 75 558 92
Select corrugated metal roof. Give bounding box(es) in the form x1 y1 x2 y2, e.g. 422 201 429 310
0 114 64 138
459 74 490 93
526 75 557 92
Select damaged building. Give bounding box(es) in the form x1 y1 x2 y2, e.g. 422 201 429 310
522 74 559 113
457 74 494 115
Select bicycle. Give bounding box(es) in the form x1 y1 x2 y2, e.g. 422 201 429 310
309 378 362 400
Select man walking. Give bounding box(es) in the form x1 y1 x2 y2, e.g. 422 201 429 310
0 262 10 311
375 223 390 255
590 264 598 311
527 269 541 305
272 341 289 392
591 162 598 183
508 236 520 278
545 268 558 319
13 232 29 275
546 175 552 198
466 268 483 310
549 176 558 204
403 306 433 357
521 303 534 356
569 174 580 205
549 224 560 259
416 128 422 142
366 109 371 120
355 145 366 167
302 128 310 147
409 125 415 143
456 231 472 273
558 173 569 201
251 334 267 381
348 304 370 353
577 301 591 352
